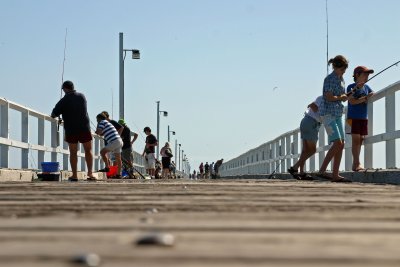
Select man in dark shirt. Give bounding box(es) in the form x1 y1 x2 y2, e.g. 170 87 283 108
118 119 138 177
204 162 210 179
142 127 158 177
51 80 94 181
214 159 224 178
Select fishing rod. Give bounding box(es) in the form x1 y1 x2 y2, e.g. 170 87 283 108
267 159 282 179
347 60 400 96
57 28 68 146
367 60 400 82
121 157 146 179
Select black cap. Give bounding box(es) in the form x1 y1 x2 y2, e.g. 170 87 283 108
62 80 74 90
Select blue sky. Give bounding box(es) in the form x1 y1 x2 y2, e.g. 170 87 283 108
1 0 400 170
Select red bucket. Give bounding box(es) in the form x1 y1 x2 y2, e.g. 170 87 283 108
106 166 118 178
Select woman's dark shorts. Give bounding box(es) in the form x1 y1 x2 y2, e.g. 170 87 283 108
162 157 171 169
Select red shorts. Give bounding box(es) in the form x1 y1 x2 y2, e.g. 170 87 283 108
65 131 93 144
351 119 368 135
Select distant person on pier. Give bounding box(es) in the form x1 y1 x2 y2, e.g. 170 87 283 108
51 80 94 182
160 142 173 178
210 162 215 178
118 119 138 178
199 162 204 178
204 162 210 179
347 66 374 172
214 159 224 178
288 96 323 180
317 55 351 183
142 127 158 178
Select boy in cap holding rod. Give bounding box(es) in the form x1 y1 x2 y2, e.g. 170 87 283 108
346 66 374 172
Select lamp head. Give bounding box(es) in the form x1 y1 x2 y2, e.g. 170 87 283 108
163 111 168 117
132 49 140 59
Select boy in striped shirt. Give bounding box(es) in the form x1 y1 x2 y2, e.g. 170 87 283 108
95 113 123 178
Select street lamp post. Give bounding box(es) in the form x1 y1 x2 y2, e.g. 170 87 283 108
119 32 140 120
178 144 181 171
156 101 168 159
175 139 178 167
167 125 175 143
181 150 184 173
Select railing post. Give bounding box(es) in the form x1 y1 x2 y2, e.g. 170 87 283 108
385 94 396 168
38 117 45 166
266 143 271 174
0 103 9 168
293 131 299 163
364 102 373 168
21 111 29 169
270 143 275 174
94 136 100 171
274 141 279 173
100 139 105 169
79 143 85 171
280 138 285 173
318 125 326 169
63 134 69 171
285 135 291 171
50 120 58 162
344 112 352 171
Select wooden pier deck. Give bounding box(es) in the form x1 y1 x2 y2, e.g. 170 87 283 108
0 179 400 267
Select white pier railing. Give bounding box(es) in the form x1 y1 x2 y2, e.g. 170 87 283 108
0 97 145 173
220 81 400 177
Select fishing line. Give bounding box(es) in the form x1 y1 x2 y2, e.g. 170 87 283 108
129 120 147 142
56 28 68 147
60 28 67 98
326 0 329 76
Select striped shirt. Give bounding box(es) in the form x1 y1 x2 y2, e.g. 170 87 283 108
319 72 345 117
97 120 121 144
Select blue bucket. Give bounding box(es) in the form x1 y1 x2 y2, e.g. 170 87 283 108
41 162 60 173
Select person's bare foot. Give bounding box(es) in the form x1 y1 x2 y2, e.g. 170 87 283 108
352 165 365 172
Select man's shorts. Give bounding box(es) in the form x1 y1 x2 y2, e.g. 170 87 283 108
65 131 92 144
121 148 133 163
321 115 344 144
104 138 123 154
351 119 368 136
144 153 156 169
300 115 321 142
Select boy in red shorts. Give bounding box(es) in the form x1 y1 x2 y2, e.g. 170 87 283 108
347 66 374 171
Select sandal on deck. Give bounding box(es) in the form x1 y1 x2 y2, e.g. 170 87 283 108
297 173 314 181
288 167 299 179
